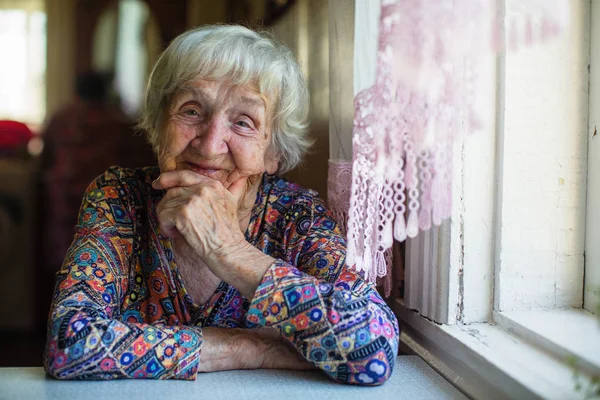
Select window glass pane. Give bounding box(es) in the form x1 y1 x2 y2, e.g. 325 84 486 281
28 11 46 125
115 0 149 117
0 11 28 120
0 9 46 125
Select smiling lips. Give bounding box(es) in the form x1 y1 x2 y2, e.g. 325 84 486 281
184 162 225 180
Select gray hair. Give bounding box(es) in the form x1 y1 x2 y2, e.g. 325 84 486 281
138 24 312 174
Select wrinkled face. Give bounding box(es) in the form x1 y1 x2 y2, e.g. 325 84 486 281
157 79 279 188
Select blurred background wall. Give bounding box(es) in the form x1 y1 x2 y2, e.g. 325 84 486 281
0 0 332 367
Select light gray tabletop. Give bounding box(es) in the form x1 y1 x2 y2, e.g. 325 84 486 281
0 356 467 400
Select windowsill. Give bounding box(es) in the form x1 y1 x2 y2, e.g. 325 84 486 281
494 308 600 377
395 300 597 400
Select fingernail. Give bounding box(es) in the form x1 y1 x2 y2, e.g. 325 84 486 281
152 178 159 187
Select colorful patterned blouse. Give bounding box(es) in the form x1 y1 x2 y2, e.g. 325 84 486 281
41 102 155 269
44 166 399 385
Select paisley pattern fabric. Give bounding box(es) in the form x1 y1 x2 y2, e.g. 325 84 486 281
44 166 399 384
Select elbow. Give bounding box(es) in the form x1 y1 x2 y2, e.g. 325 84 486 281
324 332 398 386
43 334 110 380
347 311 400 386
365 353 396 386
43 313 111 380
43 336 65 380
44 362 61 380
350 344 397 386
43 310 73 380
326 352 396 386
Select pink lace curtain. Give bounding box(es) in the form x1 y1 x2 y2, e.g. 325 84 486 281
328 0 569 287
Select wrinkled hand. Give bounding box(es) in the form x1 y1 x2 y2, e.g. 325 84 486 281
197 327 315 372
153 170 275 299
153 170 250 260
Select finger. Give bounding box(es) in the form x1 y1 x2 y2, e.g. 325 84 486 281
156 189 198 237
156 207 182 238
230 174 264 211
159 186 189 203
156 189 189 219
227 176 248 206
156 190 189 215
152 169 214 190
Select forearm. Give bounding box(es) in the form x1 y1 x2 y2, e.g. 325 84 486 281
47 236 202 380
207 241 276 301
45 300 202 380
197 327 314 373
246 261 400 385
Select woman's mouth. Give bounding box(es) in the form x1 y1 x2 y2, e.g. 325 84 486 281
184 162 224 179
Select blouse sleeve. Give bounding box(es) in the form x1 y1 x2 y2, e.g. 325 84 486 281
43 169 202 380
246 196 400 386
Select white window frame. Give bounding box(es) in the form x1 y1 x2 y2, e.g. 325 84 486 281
349 0 599 398
584 0 600 317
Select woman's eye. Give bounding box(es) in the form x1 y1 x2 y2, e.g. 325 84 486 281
236 120 251 128
183 109 199 116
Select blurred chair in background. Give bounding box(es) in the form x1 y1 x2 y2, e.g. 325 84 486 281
0 121 31 259
0 120 34 157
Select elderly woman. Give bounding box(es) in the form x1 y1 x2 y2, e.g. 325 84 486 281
43 25 399 385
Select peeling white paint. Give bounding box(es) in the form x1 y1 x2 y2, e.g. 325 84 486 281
496 0 590 312
584 0 600 315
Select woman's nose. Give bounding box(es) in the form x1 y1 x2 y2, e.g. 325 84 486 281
191 115 229 157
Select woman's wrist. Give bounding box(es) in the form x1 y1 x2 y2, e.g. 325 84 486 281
197 327 313 373
197 327 257 372
206 241 276 300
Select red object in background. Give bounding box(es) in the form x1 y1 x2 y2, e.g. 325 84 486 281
0 120 34 149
